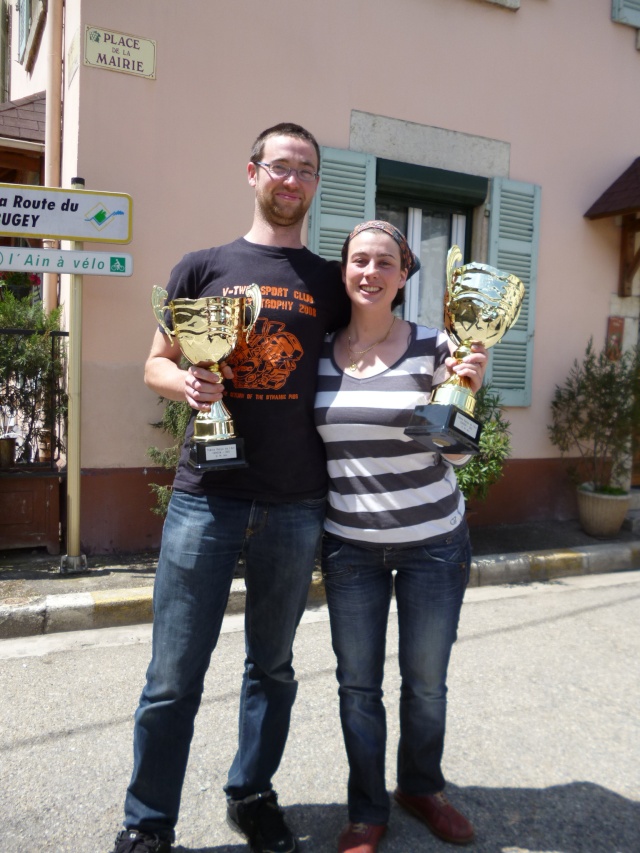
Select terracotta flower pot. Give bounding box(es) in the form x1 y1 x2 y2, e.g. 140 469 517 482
576 486 631 537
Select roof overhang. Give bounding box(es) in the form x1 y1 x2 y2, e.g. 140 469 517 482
585 157 640 296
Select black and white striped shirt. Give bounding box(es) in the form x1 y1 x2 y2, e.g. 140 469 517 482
314 323 466 547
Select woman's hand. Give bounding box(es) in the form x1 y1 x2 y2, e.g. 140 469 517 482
445 343 488 395
184 363 234 411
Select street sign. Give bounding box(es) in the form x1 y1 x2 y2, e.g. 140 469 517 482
0 183 132 243
0 247 133 276
84 25 157 80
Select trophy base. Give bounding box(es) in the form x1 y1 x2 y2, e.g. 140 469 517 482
188 437 248 471
404 403 482 455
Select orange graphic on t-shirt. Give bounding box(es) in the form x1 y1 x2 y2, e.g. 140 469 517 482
229 318 303 390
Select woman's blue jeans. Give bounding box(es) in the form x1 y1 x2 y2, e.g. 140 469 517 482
322 525 471 826
123 489 325 838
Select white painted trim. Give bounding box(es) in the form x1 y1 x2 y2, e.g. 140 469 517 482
451 214 466 251
0 136 44 152
405 207 422 322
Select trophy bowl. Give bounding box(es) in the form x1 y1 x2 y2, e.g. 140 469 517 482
404 246 524 454
152 284 261 470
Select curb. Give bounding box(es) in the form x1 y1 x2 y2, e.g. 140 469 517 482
1 542 639 639
470 540 640 586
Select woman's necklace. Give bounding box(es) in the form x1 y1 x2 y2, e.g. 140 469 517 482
347 316 396 372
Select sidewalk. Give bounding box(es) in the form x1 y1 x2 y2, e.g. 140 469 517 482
1 519 639 639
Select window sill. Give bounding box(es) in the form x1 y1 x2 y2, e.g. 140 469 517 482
480 0 520 9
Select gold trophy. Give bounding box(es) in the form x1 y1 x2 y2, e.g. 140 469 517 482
152 284 262 470
405 245 524 454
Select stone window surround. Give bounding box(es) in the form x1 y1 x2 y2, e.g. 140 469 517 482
349 110 511 261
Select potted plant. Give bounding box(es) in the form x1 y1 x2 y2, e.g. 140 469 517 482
548 339 639 537
456 383 512 507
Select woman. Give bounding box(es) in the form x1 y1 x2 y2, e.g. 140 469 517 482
314 221 487 853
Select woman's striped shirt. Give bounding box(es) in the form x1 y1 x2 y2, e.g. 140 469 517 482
314 323 466 547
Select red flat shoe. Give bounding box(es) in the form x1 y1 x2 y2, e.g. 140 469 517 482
394 788 475 845
337 821 387 853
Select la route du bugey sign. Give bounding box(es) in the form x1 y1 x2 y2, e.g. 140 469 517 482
0 183 132 243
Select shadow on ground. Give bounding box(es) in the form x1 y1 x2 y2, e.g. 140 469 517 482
174 781 639 852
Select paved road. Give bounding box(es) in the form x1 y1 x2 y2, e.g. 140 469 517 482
1 572 639 853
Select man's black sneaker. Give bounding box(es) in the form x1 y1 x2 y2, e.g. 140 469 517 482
227 790 299 853
111 828 172 853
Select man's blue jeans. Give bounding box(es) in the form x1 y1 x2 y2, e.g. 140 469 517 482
322 525 471 826
124 490 325 838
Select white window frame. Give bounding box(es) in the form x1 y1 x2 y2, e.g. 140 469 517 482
405 208 422 322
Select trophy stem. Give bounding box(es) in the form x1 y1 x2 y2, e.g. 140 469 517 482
431 380 477 417
192 362 236 441
193 401 236 440
431 338 477 416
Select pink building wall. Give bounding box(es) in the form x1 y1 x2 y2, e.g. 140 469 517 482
8 0 640 549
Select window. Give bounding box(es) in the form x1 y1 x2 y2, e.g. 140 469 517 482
16 0 45 71
375 200 463 329
17 0 31 62
308 147 540 407
375 158 487 331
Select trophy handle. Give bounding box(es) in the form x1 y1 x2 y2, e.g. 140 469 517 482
245 284 262 340
151 286 174 339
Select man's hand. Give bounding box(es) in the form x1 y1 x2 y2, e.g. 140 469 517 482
184 363 234 411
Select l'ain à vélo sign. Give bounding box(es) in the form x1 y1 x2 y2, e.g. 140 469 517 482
0 248 133 276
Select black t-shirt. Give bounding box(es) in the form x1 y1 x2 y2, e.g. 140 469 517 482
164 237 349 501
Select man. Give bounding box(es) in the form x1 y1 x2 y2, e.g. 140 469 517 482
112 123 349 853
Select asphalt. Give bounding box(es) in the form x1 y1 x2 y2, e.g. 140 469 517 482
1 518 640 639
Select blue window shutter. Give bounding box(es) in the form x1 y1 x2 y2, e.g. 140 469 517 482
486 177 541 407
612 0 640 28
307 147 376 259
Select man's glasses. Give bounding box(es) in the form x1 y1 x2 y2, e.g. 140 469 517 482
253 161 319 183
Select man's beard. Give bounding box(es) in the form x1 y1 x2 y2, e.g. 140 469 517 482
257 187 309 228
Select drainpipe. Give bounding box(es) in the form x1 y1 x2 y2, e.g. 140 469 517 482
60 175 86 572
43 0 63 312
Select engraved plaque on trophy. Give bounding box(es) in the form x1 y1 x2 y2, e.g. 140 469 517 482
404 246 524 454
152 284 262 470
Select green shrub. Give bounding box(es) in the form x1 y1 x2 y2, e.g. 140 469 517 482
456 384 512 505
147 397 191 516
